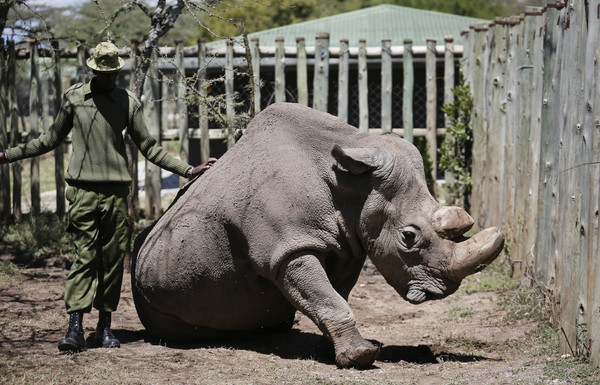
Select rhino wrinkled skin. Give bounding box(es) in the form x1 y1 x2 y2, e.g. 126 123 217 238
132 103 504 368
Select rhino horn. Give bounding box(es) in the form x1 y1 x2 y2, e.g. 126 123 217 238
432 206 474 240
448 227 505 280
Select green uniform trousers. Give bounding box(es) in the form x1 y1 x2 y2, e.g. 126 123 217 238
64 182 129 314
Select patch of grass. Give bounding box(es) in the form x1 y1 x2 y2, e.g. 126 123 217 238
0 261 20 287
447 306 475 320
526 322 559 357
542 357 600 384
0 213 75 264
458 257 518 295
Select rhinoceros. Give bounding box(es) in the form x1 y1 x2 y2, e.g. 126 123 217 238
131 102 504 368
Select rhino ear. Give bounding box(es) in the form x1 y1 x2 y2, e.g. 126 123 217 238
331 144 382 175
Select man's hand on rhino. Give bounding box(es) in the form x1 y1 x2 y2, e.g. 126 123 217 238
0 152 8 165
188 157 217 178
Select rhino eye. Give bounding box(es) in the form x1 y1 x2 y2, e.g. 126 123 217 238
400 226 420 249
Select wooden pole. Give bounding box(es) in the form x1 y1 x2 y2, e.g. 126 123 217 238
127 40 140 216
358 39 368 132
143 48 162 219
29 42 41 216
275 37 286 103
251 38 262 114
0 38 10 221
8 40 20 220
51 40 65 219
469 24 489 227
443 36 455 192
225 39 235 149
296 38 308 106
313 32 329 112
76 41 87 84
337 39 349 122
381 39 392 134
402 39 414 143
198 39 210 162
425 38 438 189
176 40 189 184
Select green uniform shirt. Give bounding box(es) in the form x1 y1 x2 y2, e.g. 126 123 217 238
5 80 191 184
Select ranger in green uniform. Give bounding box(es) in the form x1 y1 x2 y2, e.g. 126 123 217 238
0 42 216 353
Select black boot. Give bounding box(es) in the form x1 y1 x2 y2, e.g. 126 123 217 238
58 312 85 352
96 311 120 348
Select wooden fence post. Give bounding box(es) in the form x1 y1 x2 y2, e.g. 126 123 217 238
250 38 262 114
76 41 87 84
51 40 66 219
313 32 329 112
425 38 438 188
176 40 189 183
29 42 41 216
381 39 392 134
535 1 561 293
337 39 349 122
443 36 455 192
128 40 140 216
486 22 508 228
198 39 210 162
403 38 414 143
469 24 489 228
0 38 10 221
275 37 286 103
296 38 308 106
143 48 162 219
8 41 20 220
358 39 368 132
225 39 235 149
583 0 600 368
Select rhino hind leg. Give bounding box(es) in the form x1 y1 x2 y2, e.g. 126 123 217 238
276 251 379 368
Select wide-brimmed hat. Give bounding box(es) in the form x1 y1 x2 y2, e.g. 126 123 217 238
86 42 125 72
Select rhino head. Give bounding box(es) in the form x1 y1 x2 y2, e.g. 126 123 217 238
331 139 504 304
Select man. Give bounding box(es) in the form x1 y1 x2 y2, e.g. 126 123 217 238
0 42 216 352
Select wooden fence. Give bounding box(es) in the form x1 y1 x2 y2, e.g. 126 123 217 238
0 34 462 221
462 0 600 367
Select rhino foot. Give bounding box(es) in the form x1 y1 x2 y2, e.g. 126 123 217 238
335 338 379 368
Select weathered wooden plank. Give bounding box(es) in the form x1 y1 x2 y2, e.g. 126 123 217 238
0 38 10 221
535 3 562 290
402 38 414 143
425 38 438 193
225 39 235 149
442 36 456 192
502 17 523 270
143 49 162 220
29 42 41 216
358 39 368 132
176 40 190 184
522 8 545 281
581 0 600 366
275 37 286 103
51 40 65 219
469 24 489 228
8 41 21 220
250 38 262 114
511 12 536 276
198 39 210 162
485 22 507 228
381 39 392 134
296 38 308 106
555 1 585 357
313 33 329 112
337 39 349 122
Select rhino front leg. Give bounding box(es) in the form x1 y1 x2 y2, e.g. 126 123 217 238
276 252 379 368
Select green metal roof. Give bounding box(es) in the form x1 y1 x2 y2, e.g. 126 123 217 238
212 4 488 48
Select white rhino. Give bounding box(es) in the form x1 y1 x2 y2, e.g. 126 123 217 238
132 103 504 368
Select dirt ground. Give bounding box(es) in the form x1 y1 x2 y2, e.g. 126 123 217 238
3 256 598 385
